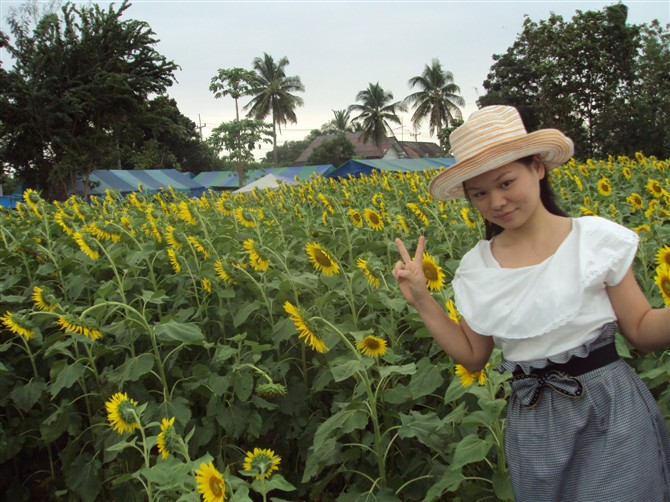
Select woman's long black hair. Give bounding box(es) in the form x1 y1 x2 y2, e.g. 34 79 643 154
465 155 568 240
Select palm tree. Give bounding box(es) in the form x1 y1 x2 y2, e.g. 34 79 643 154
404 58 465 137
348 83 406 147
244 53 305 166
325 109 354 133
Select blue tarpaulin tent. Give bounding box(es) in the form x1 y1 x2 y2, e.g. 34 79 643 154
326 158 455 178
195 165 334 190
78 169 207 197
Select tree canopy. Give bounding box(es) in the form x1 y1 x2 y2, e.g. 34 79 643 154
306 133 355 168
0 0 191 199
479 4 670 158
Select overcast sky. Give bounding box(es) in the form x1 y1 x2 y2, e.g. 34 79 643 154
2 0 668 159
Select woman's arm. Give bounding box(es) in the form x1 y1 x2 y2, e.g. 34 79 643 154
607 266 670 352
393 236 494 372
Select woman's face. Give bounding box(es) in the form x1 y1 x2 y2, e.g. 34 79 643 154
463 160 545 230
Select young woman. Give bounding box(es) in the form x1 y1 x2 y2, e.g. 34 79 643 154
392 105 670 501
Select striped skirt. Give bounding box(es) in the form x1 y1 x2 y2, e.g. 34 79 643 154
500 327 670 501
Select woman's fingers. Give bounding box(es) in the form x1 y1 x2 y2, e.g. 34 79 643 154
395 236 426 265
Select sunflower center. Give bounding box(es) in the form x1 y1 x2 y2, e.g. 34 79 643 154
661 278 670 297
366 339 380 350
369 213 380 224
314 249 332 267
118 402 137 425
423 264 438 281
209 477 224 497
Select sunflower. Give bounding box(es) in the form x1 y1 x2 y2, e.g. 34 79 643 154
455 364 488 387
646 179 667 198
202 278 212 293
655 265 670 306
234 207 257 228
364 208 384 231
634 224 651 234
283 301 328 353
23 188 42 216
167 248 181 273
195 461 226 502
356 257 381 288
57 315 103 341
356 335 388 358
242 448 281 480
407 203 429 226
73 232 99 260
645 199 659 220
626 193 644 211
187 236 210 259
157 417 176 459
394 215 410 234
54 211 75 235
165 225 183 249
622 167 632 180
347 208 364 227
422 253 446 291
256 382 288 399
656 246 670 268
214 260 236 285
1 311 35 340
243 239 270 272
445 299 461 323
305 243 340 276
318 193 335 215
32 286 58 312
460 207 478 229
597 177 612 196
105 392 139 434
573 176 584 191
177 201 196 225
215 197 235 216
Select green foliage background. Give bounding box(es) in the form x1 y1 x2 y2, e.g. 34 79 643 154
0 154 669 501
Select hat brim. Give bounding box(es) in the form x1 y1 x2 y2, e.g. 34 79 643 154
428 129 574 201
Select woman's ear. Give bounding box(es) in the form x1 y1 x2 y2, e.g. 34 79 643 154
532 155 546 180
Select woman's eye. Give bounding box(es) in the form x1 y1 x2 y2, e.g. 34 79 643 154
501 179 514 188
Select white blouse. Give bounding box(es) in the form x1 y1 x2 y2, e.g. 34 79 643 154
452 216 639 362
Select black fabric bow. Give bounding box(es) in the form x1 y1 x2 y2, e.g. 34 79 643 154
511 370 585 408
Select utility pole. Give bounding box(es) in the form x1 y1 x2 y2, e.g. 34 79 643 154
197 114 206 140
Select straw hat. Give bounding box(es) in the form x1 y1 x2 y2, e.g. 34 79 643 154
428 105 574 201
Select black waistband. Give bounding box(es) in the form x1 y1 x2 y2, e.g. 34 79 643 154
513 342 620 377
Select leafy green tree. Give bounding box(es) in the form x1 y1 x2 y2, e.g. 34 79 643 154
437 118 464 156
119 96 223 173
0 0 179 199
348 82 406 147
207 119 273 185
306 133 355 168
259 129 321 168
404 58 465 137
244 53 305 167
478 4 668 158
209 67 257 121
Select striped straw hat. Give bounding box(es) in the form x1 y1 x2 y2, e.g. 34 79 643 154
429 105 574 201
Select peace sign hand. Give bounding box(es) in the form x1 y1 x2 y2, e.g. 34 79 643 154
392 236 430 306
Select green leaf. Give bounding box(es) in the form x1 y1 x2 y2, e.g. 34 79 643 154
10 378 47 411
106 437 138 452
409 358 444 400
63 452 102 501
425 469 464 500
492 470 514 501
50 360 86 397
251 474 296 493
212 344 237 368
233 300 261 327
155 321 205 345
449 434 491 471
108 353 154 385
313 406 368 446
379 362 417 379
397 410 450 451
234 371 254 401
40 403 72 443
330 358 366 382
302 437 343 483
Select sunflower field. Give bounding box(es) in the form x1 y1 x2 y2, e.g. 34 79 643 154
1 153 669 502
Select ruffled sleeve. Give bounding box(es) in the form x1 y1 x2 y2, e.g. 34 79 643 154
579 216 638 286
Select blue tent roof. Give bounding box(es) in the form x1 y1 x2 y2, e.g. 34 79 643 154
194 165 334 189
326 158 455 178
78 169 207 196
